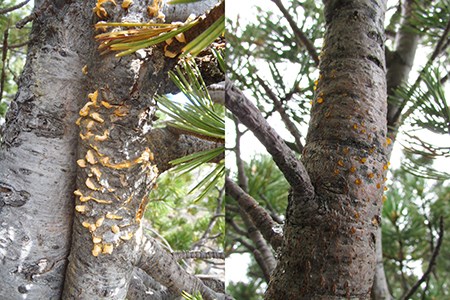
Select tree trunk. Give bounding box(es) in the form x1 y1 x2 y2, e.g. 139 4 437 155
0 1 94 298
266 0 388 298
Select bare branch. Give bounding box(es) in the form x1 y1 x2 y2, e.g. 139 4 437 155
226 177 282 250
256 76 304 152
16 0 51 29
225 79 314 198
226 217 250 237
138 234 230 300
172 251 225 260
191 188 225 250
401 216 445 300
0 0 30 15
270 0 319 65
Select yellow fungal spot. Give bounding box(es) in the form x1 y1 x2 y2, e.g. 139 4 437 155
368 173 375 179
309 100 313 105
337 159 345 167
80 195 90 202
165 38 174 46
360 129 366 134
93 236 102 244
86 178 99 191
92 244 102 256
350 227 356 234
382 195 387 203
99 156 110 165
93 0 116 18
349 166 356 173
86 150 97 164
77 159 87 168
384 186 388 191
360 157 367 164
114 106 128 117
75 205 86 213
95 217 105 228
102 243 113 255
317 97 324 104
94 130 109 141
369 147 375 154
120 232 133 241
383 177 388 182
164 48 177 58
79 102 95 117
82 65 88 75
386 137 392 145
121 0 132 9
74 190 83 196
147 0 162 17
88 224 97 232
82 221 91 229
86 120 96 131
80 131 94 140
90 112 104 123
175 32 186 43
75 117 82 126
334 169 340 175
376 183 381 189
353 123 358 130
91 166 102 180
111 225 120 234
355 178 362 185
343 147 350 154
371 217 379 226
354 212 359 219
383 164 388 171
106 212 123 220
91 197 113 204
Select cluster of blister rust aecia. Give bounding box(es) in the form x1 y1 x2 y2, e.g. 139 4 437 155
74 87 157 257
311 73 391 213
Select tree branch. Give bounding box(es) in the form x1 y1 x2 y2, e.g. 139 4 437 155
256 76 304 153
146 127 224 173
225 79 314 198
386 0 421 128
226 177 282 250
0 0 30 15
172 251 225 260
401 216 445 300
137 233 230 300
272 0 319 66
271 0 319 65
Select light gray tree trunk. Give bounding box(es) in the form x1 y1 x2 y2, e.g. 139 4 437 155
0 1 93 298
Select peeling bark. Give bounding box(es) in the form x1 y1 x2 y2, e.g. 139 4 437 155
266 0 388 298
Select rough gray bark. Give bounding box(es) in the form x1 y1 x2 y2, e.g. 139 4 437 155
0 1 94 298
0 0 224 299
265 0 388 298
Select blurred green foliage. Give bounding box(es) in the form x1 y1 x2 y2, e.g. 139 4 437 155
145 167 224 252
0 0 32 119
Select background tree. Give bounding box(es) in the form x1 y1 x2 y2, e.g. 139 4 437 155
226 0 449 298
0 0 226 299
